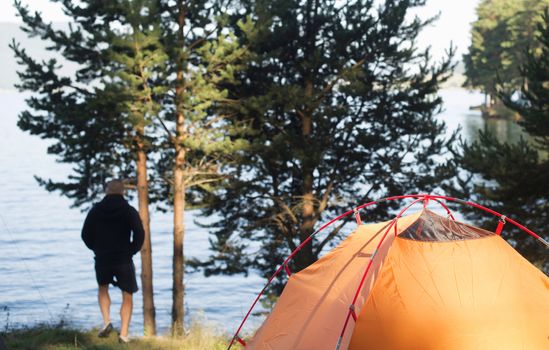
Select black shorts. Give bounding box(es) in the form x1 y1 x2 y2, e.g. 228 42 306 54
95 261 139 294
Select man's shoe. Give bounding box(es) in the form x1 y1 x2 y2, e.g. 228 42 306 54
118 335 130 344
97 323 113 338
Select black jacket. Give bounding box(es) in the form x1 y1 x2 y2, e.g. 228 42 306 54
81 195 145 266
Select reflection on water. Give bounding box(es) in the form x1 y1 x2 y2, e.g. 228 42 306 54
464 113 526 145
439 88 526 145
484 118 527 144
0 88 527 335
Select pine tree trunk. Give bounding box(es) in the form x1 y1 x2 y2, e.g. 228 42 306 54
136 135 156 336
171 118 186 336
295 0 319 271
171 2 186 334
298 76 316 271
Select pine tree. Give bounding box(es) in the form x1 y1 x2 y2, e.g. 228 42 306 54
454 9 549 273
11 0 131 204
463 0 549 112
198 0 456 292
105 0 170 335
155 0 250 335
10 0 162 335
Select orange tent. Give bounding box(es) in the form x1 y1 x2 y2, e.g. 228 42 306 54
229 195 549 350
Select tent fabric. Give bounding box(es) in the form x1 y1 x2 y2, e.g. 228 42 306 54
247 212 422 350
247 209 549 350
350 228 549 349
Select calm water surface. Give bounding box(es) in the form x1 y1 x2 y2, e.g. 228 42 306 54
0 88 524 335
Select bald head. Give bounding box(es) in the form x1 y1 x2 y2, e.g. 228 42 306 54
105 179 125 195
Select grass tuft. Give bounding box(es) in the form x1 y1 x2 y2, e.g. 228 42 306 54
1 321 228 350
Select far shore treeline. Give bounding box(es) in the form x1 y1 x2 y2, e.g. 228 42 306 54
10 0 548 337
463 0 549 117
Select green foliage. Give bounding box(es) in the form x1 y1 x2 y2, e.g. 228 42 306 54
502 10 549 148
107 0 168 132
138 0 252 208
454 9 549 273
197 0 457 291
10 0 153 207
463 0 549 97
10 0 250 208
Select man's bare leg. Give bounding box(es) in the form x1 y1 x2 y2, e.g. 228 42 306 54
98 285 111 325
120 291 133 338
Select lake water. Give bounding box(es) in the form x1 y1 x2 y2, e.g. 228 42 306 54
0 88 524 336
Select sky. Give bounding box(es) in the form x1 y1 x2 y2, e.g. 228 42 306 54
0 0 480 60
411 0 480 62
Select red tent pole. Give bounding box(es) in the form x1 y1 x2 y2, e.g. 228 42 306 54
431 198 456 220
335 197 424 350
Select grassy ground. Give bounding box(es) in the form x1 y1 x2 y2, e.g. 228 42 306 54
1 322 228 350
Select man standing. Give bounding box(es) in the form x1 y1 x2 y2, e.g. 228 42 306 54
82 179 144 343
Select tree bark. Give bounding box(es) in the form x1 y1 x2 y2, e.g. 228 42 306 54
294 0 320 271
297 75 316 271
171 118 186 336
171 0 186 336
136 132 156 336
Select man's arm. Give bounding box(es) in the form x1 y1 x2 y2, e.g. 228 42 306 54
129 207 145 256
81 209 95 250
